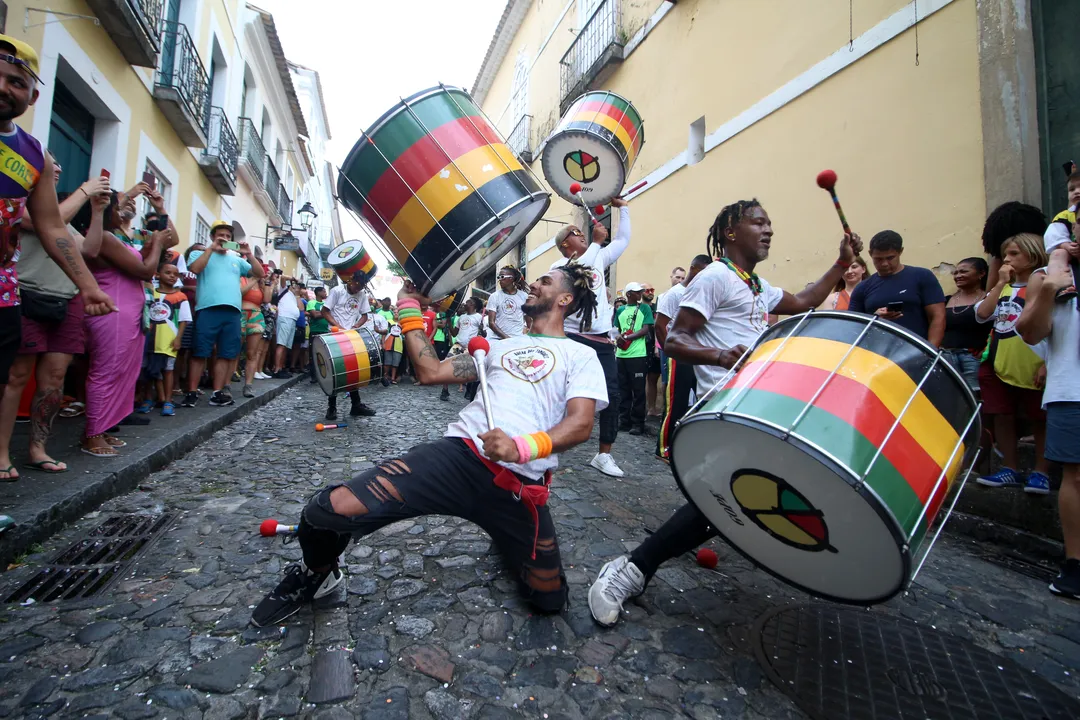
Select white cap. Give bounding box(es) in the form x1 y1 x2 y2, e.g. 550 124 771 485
624 282 644 293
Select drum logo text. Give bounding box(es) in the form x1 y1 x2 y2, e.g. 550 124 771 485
730 469 837 553
500 346 555 383
709 490 745 527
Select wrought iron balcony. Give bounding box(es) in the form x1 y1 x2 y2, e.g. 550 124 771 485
199 107 238 195
264 160 282 219
559 0 625 114
277 186 292 227
507 114 533 163
153 21 210 147
236 118 267 190
87 0 164 67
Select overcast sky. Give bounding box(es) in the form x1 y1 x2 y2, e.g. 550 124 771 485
257 0 508 278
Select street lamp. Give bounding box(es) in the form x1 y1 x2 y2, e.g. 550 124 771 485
297 201 318 230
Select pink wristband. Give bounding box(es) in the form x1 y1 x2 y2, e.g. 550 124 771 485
397 298 421 311
513 436 532 465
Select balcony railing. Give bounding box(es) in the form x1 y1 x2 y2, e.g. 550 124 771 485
559 0 624 112
264 160 282 216
237 118 267 186
506 114 533 163
277 186 292 227
154 21 210 147
199 107 238 195
86 0 164 67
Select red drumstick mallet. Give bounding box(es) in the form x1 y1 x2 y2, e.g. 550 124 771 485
315 422 347 431
568 182 602 228
260 519 298 537
815 169 852 237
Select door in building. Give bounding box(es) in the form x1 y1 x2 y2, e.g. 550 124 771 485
48 82 94 196
159 0 182 86
1033 0 1080 214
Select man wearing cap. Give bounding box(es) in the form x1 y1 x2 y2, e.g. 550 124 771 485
613 282 654 436
183 220 263 408
318 271 376 421
0 34 115 430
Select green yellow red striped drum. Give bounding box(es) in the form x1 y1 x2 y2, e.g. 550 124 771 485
542 91 645 205
327 240 378 284
337 84 549 300
670 312 981 605
431 286 467 316
313 327 383 396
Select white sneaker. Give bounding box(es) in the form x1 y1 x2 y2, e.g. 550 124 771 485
590 452 625 478
255 372 270 380
588 556 645 627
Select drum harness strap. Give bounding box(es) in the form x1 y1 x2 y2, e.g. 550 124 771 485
463 438 552 559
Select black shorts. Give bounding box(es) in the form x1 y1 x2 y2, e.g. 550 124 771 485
647 353 661 375
434 339 450 361
0 306 21 385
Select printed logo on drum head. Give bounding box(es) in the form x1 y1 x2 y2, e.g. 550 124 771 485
564 150 600 185
460 224 519 272
500 346 556 383
730 469 837 553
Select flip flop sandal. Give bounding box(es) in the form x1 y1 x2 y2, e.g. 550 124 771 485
103 436 127 448
81 445 118 458
0 466 19 482
24 460 67 474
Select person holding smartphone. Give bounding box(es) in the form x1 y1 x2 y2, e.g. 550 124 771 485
183 220 263 408
848 230 946 346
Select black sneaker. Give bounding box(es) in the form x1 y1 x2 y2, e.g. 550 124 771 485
440 388 450 401
1050 558 1080 600
250 562 343 627
350 403 376 417
208 390 235 407
179 392 199 408
273 369 292 379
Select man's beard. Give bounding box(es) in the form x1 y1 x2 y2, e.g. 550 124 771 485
755 246 770 262
522 297 553 318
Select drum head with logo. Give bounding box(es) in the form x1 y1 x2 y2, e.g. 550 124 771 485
671 415 906 604
542 130 627 206
328 240 377 285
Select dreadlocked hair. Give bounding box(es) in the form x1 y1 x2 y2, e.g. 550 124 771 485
556 262 599 334
981 201 1046 259
707 199 762 259
499 265 529 293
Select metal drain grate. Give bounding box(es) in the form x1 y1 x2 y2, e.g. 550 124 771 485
3 512 177 603
753 604 1080 720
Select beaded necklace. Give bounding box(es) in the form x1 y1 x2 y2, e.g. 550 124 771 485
719 257 762 295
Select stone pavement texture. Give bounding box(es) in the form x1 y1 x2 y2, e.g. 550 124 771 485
0 375 301 567
0 380 1077 719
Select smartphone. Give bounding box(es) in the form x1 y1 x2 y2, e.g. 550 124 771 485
142 171 157 191
223 241 240 251
147 214 168 232
100 169 110 180
886 301 904 313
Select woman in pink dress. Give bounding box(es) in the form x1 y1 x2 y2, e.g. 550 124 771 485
80 191 165 457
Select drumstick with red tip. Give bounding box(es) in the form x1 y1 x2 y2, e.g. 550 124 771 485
815 169 852 237
467 337 496 432
315 422 347 431
260 519 298 537
567 183 602 228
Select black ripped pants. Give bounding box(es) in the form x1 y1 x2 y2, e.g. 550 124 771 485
297 437 567 613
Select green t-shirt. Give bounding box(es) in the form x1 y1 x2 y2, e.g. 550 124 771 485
434 312 446 342
377 309 394 325
615 303 655 359
307 300 330 334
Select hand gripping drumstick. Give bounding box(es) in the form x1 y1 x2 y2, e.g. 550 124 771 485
467 337 496 432
815 169 852 237
568 183 602 228
260 519 298 537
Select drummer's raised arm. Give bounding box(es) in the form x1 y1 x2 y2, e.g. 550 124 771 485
601 200 631 261
772 232 861 315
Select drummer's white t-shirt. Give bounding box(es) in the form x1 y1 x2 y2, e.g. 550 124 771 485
487 288 529 337
656 282 689 332
456 312 483 346
445 335 608 479
324 286 370 329
678 261 784 394
551 206 631 336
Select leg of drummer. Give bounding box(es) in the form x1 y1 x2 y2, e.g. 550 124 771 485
589 503 717 627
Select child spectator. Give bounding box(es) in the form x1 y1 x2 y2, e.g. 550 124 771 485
1043 162 1080 301
147 262 190 415
975 233 1051 493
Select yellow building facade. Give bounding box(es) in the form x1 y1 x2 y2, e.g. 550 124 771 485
473 0 1047 294
5 0 324 278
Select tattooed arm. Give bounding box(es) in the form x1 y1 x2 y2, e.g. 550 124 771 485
402 328 478 386
27 155 116 316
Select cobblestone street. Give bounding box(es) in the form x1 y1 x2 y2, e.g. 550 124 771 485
0 381 1078 719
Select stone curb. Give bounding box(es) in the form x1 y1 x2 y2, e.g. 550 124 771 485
0 375 304 568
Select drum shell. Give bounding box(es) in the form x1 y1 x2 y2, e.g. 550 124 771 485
327 240 378 285
670 311 980 604
542 90 645 205
313 327 383 396
337 85 549 298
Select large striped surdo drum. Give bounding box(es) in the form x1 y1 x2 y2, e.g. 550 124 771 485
542 91 645 206
337 85 550 300
670 312 981 605
327 240 378 285
313 327 383 396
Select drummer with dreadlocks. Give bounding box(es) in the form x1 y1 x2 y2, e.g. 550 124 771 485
587 198 862 627
252 263 609 627
487 265 530 338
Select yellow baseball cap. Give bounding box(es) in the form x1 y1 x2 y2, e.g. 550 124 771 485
209 219 233 236
0 35 43 84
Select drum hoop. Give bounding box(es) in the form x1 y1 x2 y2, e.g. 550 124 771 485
547 128 632 167
669 410 912 606
342 85 470 160
419 192 550 296
327 241 364 268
